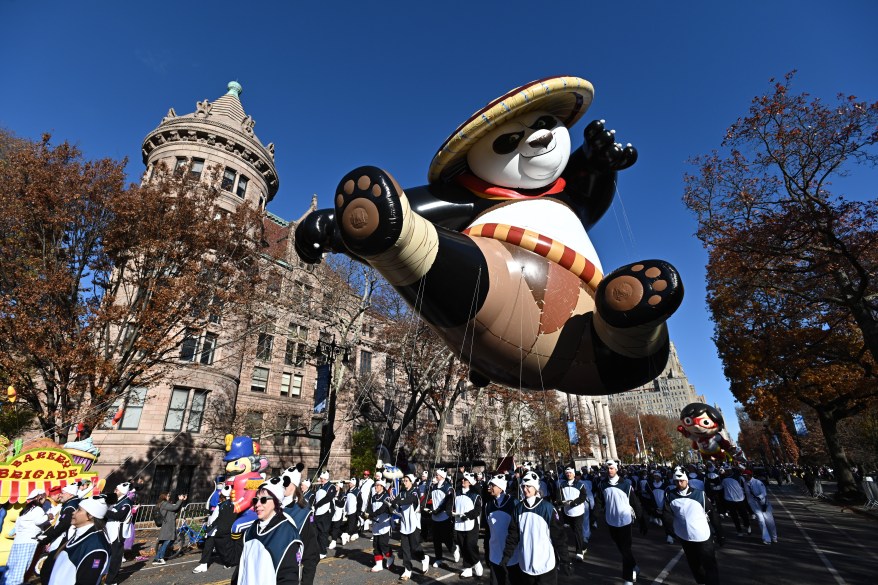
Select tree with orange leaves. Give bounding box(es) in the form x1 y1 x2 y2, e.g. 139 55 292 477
684 73 878 497
0 132 264 442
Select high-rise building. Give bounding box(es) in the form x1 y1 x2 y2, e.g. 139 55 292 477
607 342 704 419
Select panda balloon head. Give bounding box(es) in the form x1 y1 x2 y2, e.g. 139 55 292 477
466 111 571 189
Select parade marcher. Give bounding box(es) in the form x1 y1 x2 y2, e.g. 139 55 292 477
280 464 305 508
557 466 589 560
596 461 647 585
193 484 238 573
686 465 705 491
312 471 336 558
46 496 112 585
153 492 187 564
329 480 346 550
704 463 726 517
341 478 360 544
662 468 723 585
576 468 597 544
103 482 134 585
392 474 429 580
501 471 571 584
301 479 315 506
483 473 518 585
38 484 82 552
720 467 751 536
6 489 48 585
453 472 483 578
643 470 674 543
359 470 375 532
417 470 432 540
282 473 320 585
425 469 458 566
364 478 395 572
743 470 777 545
803 467 817 497
232 478 304 585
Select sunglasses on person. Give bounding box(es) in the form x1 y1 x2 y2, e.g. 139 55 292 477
252 496 274 506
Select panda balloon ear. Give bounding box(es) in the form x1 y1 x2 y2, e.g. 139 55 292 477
296 463 305 472
282 476 291 488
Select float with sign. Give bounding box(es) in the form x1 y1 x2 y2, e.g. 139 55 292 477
0 436 102 565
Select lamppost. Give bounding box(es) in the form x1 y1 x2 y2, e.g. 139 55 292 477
600 434 608 460
302 334 350 475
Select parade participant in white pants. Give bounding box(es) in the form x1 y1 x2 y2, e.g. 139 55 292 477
743 470 777 544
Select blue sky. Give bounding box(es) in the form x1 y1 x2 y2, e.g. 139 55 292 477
3 1 877 441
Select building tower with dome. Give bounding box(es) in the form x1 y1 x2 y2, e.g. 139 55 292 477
89 82 365 501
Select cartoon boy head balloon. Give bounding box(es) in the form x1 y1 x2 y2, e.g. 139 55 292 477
679 403 725 439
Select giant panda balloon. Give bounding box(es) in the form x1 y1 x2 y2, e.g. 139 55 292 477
296 76 683 395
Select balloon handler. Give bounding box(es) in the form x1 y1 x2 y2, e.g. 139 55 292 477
296 75 683 396
677 403 745 463
208 435 269 537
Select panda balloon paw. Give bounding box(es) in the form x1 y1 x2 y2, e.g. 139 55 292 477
583 119 638 170
335 166 406 256
596 260 683 328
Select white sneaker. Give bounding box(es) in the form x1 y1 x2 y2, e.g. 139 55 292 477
633 565 639 582
432 560 443 568
192 564 208 573
474 562 483 577
453 546 461 563
399 569 412 581
350 533 359 542
386 555 394 568
460 567 473 578
422 555 430 573
328 539 336 550
371 561 383 572
152 559 166 565
319 554 327 560
341 533 350 545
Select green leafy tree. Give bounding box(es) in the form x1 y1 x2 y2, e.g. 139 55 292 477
350 425 377 476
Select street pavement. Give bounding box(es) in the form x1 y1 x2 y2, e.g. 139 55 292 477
116 483 877 585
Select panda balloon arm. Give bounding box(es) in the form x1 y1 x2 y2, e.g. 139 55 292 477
560 119 638 230
404 183 481 231
293 208 350 263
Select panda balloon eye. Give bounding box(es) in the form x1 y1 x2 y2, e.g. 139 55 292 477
493 132 524 155
529 116 557 130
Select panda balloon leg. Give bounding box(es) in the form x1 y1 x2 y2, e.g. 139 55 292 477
332 165 681 395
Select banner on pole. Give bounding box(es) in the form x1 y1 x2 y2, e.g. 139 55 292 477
566 421 579 445
792 413 808 436
314 364 330 413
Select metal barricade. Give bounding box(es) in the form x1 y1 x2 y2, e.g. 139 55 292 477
177 501 210 529
862 477 878 510
132 504 157 531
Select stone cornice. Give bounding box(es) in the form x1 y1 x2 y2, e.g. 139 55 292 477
142 119 279 199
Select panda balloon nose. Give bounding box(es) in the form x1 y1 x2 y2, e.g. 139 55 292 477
527 130 554 149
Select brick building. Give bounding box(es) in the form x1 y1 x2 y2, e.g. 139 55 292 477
89 82 377 501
